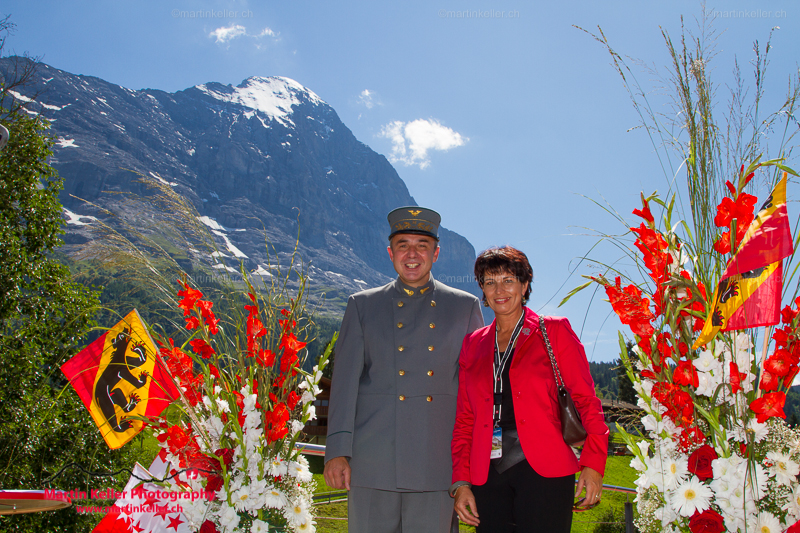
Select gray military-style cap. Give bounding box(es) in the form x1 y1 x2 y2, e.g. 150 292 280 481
387 206 441 240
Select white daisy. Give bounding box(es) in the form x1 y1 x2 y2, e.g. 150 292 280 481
670 475 712 517
297 517 316 532
661 455 689 490
232 485 251 512
289 460 313 483
268 455 288 477
784 484 800 518
251 519 270 533
264 486 288 509
767 451 800 485
754 511 782 533
285 500 311 525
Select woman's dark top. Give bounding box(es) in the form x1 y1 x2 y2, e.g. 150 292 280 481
490 347 526 474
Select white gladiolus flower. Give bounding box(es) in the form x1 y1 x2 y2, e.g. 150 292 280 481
218 502 241 530
694 349 721 373
301 390 315 404
739 461 768 501
305 404 317 421
291 419 305 436
766 451 800 485
670 475 712 516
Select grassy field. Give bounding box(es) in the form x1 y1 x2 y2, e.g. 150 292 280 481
309 453 638 533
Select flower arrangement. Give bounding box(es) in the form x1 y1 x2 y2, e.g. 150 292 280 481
583 160 800 532
149 276 329 533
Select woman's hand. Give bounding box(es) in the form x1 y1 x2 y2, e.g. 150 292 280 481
574 466 602 507
453 485 480 526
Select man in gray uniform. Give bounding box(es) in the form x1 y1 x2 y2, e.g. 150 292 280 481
324 206 484 533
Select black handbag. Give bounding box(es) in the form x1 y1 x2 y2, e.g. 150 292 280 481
539 316 587 447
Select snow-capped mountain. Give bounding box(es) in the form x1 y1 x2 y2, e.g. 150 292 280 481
1 58 480 312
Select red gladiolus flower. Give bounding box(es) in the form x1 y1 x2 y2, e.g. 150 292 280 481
784 366 800 389
760 369 779 391
688 508 725 533
688 445 717 481
750 391 786 423
177 282 204 315
713 231 731 255
185 315 201 331
602 277 656 339
673 360 699 388
280 332 307 359
632 198 654 225
287 391 300 410
781 304 799 325
765 349 793 377
773 328 790 349
677 426 706 451
190 338 216 359
714 194 757 228
265 403 290 443
630 224 672 285
208 364 220 381
730 362 747 394
256 349 275 368
786 520 800 533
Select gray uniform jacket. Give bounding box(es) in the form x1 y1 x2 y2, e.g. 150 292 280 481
325 277 484 491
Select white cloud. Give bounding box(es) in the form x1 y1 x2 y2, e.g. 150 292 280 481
209 25 279 45
209 24 247 43
358 89 375 109
379 119 467 169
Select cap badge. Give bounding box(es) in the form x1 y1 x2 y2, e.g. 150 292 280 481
408 209 422 216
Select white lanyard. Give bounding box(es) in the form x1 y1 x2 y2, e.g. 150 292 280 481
492 312 525 426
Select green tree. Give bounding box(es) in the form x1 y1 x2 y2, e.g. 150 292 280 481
0 20 144 531
616 344 638 404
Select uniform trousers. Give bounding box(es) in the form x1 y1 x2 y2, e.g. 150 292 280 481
471 460 574 533
347 487 457 533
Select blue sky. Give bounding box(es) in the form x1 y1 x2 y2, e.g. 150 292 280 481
4 0 798 361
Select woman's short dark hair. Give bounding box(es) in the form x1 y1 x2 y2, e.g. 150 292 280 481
474 246 533 304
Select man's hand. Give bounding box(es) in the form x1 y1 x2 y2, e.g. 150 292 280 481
323 456 351 490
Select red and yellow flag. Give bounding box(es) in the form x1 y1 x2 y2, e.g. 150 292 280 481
694 175 794 349
723 173 794 277
61 310 179 449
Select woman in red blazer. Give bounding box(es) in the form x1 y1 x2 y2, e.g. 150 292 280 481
450 247 608 532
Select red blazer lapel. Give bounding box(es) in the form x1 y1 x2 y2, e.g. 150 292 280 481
511 307 541 360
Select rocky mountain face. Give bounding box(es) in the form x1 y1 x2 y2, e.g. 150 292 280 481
1 58 481 313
